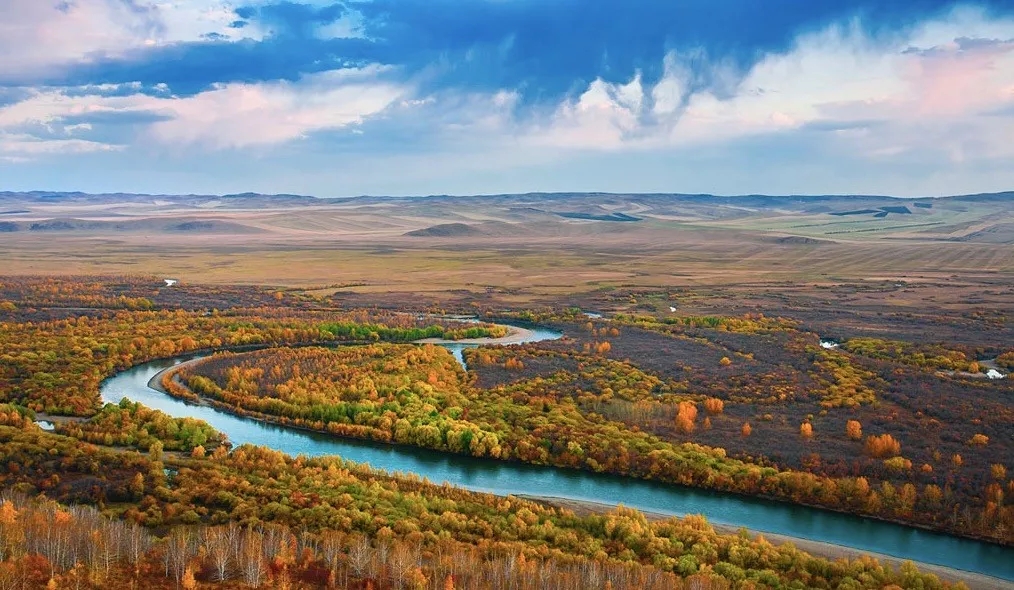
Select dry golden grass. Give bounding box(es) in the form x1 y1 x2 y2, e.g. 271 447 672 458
2 194 1011 291
2 227 1011 293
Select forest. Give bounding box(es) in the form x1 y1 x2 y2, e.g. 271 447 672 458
0 425 966 589
166 318 1014 545
0 276 1011 588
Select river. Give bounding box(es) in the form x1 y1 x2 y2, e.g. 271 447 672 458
98 324 1014 581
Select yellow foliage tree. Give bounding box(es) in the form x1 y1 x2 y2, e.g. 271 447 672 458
864 434 901 458
675 402 697 434
182 567 197 590
968 434 989 447
703 398 724 414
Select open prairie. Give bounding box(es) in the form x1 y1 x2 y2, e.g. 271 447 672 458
1 192 1012 292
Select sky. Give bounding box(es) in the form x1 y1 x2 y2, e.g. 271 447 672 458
1 1 1013 197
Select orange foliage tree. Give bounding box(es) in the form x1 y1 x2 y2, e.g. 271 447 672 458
865 434 901 458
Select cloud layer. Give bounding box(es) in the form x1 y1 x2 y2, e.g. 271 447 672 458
1 1 1013 195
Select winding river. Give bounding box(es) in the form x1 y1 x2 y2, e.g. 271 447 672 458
99 324 1014 581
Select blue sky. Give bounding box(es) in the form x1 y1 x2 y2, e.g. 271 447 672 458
1 1 1013 197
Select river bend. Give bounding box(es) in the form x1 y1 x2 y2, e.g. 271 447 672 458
98 325 1014 581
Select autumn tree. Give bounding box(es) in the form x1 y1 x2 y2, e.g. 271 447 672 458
505 357 525 371
163 528 196 587
845 420 862 441
703 398 724 415
239 527 265 587
0 501 20 561
181 566 197 590
347 535 372 582
968 434 989 447
149 440 164 462
204 523 239 582
675 402 698 435
864 434 901 458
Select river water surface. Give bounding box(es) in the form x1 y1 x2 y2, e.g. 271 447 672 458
99 325 1014 581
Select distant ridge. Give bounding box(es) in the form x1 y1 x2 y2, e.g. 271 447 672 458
1 190 1009 246
1 190 1011 206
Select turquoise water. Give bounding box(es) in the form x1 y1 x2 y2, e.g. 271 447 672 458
99 328 1014 581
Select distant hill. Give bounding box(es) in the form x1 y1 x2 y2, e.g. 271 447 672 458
774 236 834 245
556 212 641 222
0 190 1009 245
3 190 1011 210
0 217 260 234
405 221 537 238
406 223 484 238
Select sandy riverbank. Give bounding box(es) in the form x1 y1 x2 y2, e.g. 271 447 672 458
521 495 1013 590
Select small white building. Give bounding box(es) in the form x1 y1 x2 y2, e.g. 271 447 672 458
986 369 1005 380
164 278 178 287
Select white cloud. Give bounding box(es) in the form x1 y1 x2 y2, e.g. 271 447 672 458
0 67 407 154
650 53 690 118
0 85 152 134
0 132 123 157
509 6 1014 161
315 11 365 40
151 1 259 42
0 0 260 83
147 68 406 148
526 78 643 149
0 0 159 81
63 123 94 134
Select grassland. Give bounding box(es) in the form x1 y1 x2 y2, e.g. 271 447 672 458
1 233 1011 296
0 192 1011 293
